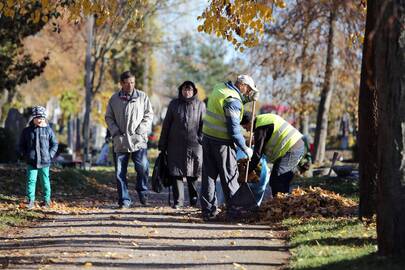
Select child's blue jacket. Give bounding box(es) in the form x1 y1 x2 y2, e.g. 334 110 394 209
19 123 58 168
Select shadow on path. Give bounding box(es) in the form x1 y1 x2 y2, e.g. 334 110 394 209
1 204 289 269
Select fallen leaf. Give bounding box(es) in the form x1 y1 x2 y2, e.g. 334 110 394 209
84 262 92 267
233 262 247 270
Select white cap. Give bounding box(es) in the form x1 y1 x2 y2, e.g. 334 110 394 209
237 74 259 92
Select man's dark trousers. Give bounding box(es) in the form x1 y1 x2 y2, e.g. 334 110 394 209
200 136 240 217
270 141 305 197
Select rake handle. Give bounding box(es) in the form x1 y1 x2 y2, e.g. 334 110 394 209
244 101 257 183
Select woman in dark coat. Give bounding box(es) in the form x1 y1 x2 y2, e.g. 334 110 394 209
158 81 206 208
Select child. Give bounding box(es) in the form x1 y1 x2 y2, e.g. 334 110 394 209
19 106 58 209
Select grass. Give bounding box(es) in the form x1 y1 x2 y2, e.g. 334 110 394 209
0 165 118 200
0 194 44 231
0 158 160 233
285 218 375 269
0 156 157 233
0 149 159 204
0 209 44 231
0 165 121 233
284 175 404 270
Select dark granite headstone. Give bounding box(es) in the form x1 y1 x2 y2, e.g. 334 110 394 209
5 108 28 134
2 108 29 162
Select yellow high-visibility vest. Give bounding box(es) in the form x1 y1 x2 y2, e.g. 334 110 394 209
256 114 303 162
202 83 244 140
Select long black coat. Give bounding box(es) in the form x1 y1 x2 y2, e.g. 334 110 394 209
158 87 206 178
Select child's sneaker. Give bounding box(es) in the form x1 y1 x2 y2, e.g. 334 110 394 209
27 201 35 210
41 201 52 208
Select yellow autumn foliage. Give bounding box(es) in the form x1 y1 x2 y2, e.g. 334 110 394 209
16 19 86 107
197 0 282 51
0 0 145 27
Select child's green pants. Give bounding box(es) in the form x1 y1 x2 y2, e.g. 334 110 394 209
26 165 51 203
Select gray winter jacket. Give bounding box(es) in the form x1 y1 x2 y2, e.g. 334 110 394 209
105 89 154 153
158 84 206 177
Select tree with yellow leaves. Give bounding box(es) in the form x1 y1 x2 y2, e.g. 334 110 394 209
198 0 365 164
250 0 364 160
197 0 286 52
81 0 163 163
0 1 50 124
1 0 165 163
0 0 145 28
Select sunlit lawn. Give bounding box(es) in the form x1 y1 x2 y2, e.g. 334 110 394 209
285 174 404 269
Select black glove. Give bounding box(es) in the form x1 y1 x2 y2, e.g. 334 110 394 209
158 145 166 152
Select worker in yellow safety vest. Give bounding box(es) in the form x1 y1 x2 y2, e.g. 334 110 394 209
241 113 305 197
200 75 259 221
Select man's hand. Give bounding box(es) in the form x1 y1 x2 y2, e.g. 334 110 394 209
249 90 259 101
244 147 253 160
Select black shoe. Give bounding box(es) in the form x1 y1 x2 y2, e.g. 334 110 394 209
190 197 198 207
139 196 148 206
203 214 218 222
202 209 219 222
119 201 132 209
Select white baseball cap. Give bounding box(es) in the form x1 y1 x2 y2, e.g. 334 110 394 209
237 74 259 92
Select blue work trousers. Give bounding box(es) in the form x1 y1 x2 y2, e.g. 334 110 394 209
114 149 149 206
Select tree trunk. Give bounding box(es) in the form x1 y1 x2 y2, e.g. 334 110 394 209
313 9 336 163
298 21 310 136
67 115 75 157
75 117 81 160
83 15 95 168
0 89 9 127
370 0 405 256
358 0 378 219
143 44 149 95
300 114 309 137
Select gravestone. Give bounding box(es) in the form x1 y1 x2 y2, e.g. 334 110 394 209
5 108 28 135
2 108 29 162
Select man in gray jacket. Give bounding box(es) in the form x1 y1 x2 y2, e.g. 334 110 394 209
105 71 154 208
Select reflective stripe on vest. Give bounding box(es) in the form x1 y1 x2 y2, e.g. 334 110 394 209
255 114 303 162
206 110 226 122
202 83 244 140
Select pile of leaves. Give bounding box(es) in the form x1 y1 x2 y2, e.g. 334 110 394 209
259 187 357 222
237 159 261 183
